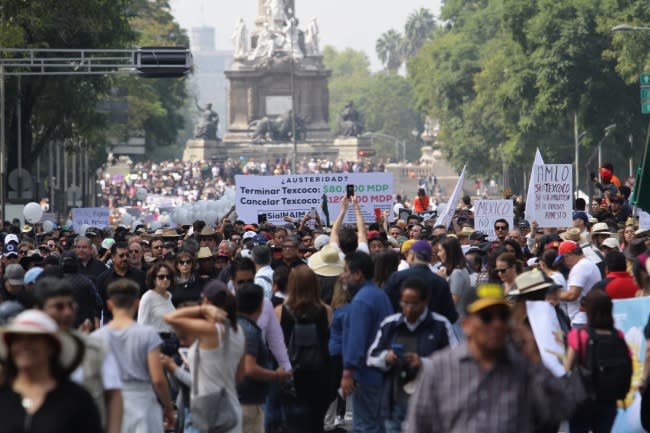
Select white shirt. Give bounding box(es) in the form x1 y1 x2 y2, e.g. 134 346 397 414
137 290 175 333
255 265 274 299
566 257 602 325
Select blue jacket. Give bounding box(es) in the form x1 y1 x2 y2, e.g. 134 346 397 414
342 281 393 386
329 304 350 356
383 264 458 324
367 310 458 416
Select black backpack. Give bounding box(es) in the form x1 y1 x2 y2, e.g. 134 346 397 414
285 306 325 372
582 327 632 401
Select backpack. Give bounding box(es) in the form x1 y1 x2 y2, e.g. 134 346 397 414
581 327 632 401
285 306 325 371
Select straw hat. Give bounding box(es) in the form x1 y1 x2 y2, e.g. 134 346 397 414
560 227 585 243
456 226 474 238
0 310 83 373
161 228 181 239
591 222 613 236
199 226 216 237
196 247 215 260
308 244 344 277
510 270 553 296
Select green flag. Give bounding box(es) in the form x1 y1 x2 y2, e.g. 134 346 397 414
632 137 650 212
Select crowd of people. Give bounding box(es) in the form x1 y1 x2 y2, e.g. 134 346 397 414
0 160 645 433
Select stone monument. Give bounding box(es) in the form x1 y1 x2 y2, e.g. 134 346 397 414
223 0 333 150
182 100 221 161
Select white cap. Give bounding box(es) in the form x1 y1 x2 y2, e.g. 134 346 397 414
242 231 257 240
4 234 19 244
314 234 330 251
601 237 620 251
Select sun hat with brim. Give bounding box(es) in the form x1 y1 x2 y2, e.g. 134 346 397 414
634 228 650 239
560 227 584 243
591 222 613 236
308 244 344 277
161 228 182 239
199 226 216 237
465 284 510 315
196 247 215 260
0 310 83 373
509 270 553 297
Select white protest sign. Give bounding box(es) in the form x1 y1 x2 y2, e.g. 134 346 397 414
526 301 566 377
435 165 465 228
474 200 513 241
638 210 650 230
71 208 110 232
525 148 544 222
235 173 394 225
533 164 573 228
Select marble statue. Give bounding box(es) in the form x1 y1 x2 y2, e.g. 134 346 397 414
232 18 248 59
304 17 320 56
250 23 278 59
265 0 287 27
282 17 304 59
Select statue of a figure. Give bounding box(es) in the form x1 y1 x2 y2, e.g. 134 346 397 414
337 101 364 137
250 23 279 60
249 111 307 142
264 0 287 27
304 17 320 56
282 17 303 59
193 100 219 140
232 18 248 59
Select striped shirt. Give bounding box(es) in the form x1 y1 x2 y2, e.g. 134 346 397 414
405 342 570 433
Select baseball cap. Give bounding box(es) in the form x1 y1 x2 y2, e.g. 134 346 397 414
554 240 580 264
465 283 510 314
242 224 257 231
3 243 18 257
410 240 433 261
24 267 44 285
4 234 19 245
469 231 488 241
400 239 417 254
5 264 25 285
253 234 269 246
601 237 620 251
572 211 588 225
242 231 257 240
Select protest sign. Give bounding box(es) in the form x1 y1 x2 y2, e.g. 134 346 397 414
526 301 566 377
525 149 544 222
638 209 650 230
610 297 650 433
474 199 513 241
532 164 572 228
235 173 394 225
71 208 110 232
435 166 465 228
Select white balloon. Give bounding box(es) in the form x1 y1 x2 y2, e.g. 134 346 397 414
121 213 133 225
150 220 162 231
23 202 44 224
136 188 148 201
42 220 54 233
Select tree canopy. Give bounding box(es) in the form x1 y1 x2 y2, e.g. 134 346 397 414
409 0 650 193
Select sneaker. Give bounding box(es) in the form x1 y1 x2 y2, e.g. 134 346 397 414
335 416 345 427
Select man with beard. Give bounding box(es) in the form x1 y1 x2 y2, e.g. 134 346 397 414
340 252 393 433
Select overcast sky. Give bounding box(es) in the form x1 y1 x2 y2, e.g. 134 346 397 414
170 0 442 70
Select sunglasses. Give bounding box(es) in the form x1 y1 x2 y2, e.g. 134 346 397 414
157 274 172 280
477 308 510 324
495 268 509 274
179 260 192 265
495 226 508 231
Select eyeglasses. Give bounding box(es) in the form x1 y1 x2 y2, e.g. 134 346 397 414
477 308 510 324
179 260 192 265
495 268 509 274
157 274 172 280
495 226 508 231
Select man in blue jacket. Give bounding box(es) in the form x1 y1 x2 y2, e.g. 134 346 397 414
340 251 393 433
383 240 458 324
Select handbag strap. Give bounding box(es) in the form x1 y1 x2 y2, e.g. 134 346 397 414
191 322 230 397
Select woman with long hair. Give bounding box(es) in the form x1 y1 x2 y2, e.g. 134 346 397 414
436 237 471 314
171 250 202 307
139 262 177 356
165 280 246 433
374 249 400 288
495 252 523 295
0 310 101 433
275 265 332 433
564 289 630 433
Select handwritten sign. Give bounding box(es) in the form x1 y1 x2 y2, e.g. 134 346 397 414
638 210 650 230
71 208 110 232
533 164 572 228
526 301 566 377
474 200 513 241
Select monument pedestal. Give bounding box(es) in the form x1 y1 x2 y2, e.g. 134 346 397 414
182 139 221 161
334 136 372 161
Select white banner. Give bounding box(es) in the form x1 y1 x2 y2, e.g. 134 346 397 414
435 165 465 228
532 164 573 228
71 208 110 232
525 148 545 222
474 200 513 241
235 173 394 225
526 301 566 377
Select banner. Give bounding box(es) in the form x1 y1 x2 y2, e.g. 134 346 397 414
525 148 545 222
638 209 650 230
610 297 650 433
435 165 465 228
235 173 394 225
532 164 573 228
474 199 513 241
71 208 110 232
526 301 566 377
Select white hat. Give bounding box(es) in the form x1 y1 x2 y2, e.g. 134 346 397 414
591 222 613 236
239 248 252 259
601 237 620 251
0 310 83 373
308 244 344 277
4 234 19 245
101 238 115 250
242 231 257 240
313 234 330 251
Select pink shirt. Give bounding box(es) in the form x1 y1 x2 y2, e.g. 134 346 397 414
567 328 628 364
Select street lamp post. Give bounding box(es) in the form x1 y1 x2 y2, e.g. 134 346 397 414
289 9 298 174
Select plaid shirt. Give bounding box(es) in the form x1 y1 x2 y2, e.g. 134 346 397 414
405 342 571 433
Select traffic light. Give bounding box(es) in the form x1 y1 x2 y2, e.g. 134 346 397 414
357 148 376 158
134 47 193 78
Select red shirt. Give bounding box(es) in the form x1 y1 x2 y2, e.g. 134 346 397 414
604 271 639 299
414 195 429 213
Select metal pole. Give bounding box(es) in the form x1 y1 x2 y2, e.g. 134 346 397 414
48 141 54 213
289 9 297 174
0 65 5 221
598 143 602 174
17 76 21 200
574 112 579 199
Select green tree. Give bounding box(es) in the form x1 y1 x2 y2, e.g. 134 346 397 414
403 8 436 58
376 29 404 73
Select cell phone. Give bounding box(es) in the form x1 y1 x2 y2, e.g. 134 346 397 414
391 343 405 358
346 184 355 198
374 208 381 220
257 213 267 224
